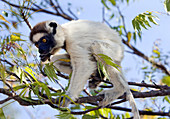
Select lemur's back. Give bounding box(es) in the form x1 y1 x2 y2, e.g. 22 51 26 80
62 20 122 44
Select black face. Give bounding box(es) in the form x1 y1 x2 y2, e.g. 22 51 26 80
35 33 56 62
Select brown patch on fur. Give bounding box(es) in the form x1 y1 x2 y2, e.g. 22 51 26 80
30 21 48 42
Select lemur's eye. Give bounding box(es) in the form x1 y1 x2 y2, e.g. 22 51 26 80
42 38 47 43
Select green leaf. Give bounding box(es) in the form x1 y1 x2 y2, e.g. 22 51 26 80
163 96 170 103
51 91 62 96
148 17 158 25
133 32 137 44
19 87 28 96
20 97 37 103
13 84 28 91
44 63 59 82
153 49 160 57
32 84 40 96
132 11 159 38
99 108 112 118
13 66 28 84
137 19 148 30
162 75 170 86
98 54 113 61
109 0 116 6
127 32 132 43
109 13 115 20
40 83 52 100
104 59 120 70
10 34 26 41
0 108 5 119
164 0 170 12
24 67 38 83
28 89 32 98
101 0 110 10
99 62 110 80
135 20 141 32
132 19 136 31
56 112 76 119
82 114 98 119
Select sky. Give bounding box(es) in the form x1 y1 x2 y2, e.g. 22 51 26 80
0 0 170 118
20 0 170 82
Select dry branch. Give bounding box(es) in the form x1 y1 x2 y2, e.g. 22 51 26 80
0 87 170 116
1 0 74 21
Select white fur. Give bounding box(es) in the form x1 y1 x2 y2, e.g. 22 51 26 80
33 20 140 118
32 33 46 42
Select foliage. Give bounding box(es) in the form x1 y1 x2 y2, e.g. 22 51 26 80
0 0 170 119
132 11 158 40
164 0 170 13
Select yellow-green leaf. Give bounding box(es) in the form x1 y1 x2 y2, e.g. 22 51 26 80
0 15 10 24
162 75 170 86
164 0 170 12
0 108 5 119
11 34 26 41
127 32 132 43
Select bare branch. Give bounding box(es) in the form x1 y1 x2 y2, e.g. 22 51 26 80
0 97 12 104
115 5 170 76
109 106 170 116
116 6 128 35
0 58 15 67
128 82 170 89
21 12 32 30
71 105 170 116
1 0 74 21
0 87 170 116
75 88 170 104
68 7 78 20
122 39 170 75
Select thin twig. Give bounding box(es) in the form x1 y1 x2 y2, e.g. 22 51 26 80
128 82 170 89
83 89 92 96
116 6 128 35
0 58 15 67
54 79 65 92
1 0 74 21
21 12 32 30
68 8 78 20
122 39 170 75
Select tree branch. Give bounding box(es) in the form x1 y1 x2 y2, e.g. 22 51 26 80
1 0 74 21
21 12 32 30
0 87 170 116
71 105 170 116
122 39 170 75
2 87 170 106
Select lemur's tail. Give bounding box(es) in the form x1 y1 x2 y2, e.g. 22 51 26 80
126 90 140 119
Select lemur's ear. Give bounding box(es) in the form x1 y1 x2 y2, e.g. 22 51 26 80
49 22 57 35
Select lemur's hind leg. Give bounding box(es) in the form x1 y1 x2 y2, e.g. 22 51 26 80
90 41 128 106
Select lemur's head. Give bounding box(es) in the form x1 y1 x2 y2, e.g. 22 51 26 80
30 20 65 62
